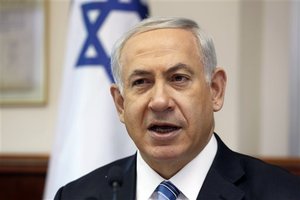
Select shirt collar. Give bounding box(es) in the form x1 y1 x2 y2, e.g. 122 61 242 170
136 151 164 200
136 134 218 200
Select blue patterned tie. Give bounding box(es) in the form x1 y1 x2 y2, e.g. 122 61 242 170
155 180 180 200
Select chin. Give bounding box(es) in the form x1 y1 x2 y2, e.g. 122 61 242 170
148 145 185 162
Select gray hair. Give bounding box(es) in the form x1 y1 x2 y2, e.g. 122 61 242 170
111 17 217 90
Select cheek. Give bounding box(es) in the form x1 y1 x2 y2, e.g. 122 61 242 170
183 94 214 130
123 103 141 144
123 97 146 128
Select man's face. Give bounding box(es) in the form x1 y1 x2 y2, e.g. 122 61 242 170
111 28 226 172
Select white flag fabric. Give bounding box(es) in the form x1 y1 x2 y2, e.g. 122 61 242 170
44 1 148 199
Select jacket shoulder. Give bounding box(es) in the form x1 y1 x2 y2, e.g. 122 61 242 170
54 155 136 200
213 134 300 199
238 154 300 198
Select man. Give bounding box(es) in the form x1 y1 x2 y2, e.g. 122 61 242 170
54 17 300 200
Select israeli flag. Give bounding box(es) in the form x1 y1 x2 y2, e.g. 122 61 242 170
44 0 148 199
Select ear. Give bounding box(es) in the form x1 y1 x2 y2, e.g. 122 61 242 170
110 84 125 123
210 68 227 112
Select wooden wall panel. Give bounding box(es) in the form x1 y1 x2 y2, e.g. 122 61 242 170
0 155 48 200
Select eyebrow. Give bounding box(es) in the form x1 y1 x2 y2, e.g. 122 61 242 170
128 63 194 81
165 63 194 75
128 69 152 80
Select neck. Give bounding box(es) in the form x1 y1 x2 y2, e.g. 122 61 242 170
141 148 203 179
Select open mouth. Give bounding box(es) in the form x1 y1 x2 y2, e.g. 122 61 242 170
148 124 181 134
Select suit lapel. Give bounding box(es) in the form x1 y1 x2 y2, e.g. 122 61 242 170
197 134 245 200
197 168 245 200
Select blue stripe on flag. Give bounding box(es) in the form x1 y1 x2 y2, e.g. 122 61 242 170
76 0 148 82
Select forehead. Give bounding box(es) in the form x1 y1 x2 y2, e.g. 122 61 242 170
120 28 201 62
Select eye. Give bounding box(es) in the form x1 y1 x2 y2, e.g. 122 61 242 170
132 78 150 87
171 74 189 83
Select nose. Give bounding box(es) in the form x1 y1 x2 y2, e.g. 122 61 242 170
148 83 174 112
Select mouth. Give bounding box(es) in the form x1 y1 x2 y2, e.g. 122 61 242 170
148 124 181 134
147 121 182 142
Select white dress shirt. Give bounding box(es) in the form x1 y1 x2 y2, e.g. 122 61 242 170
136 134 218 200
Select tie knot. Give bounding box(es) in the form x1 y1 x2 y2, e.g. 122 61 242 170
155 180 180 200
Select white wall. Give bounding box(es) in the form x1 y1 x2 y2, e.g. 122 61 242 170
260 1 291 156
0 0 297 156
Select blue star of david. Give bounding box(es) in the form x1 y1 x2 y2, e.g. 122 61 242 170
76 0 148 83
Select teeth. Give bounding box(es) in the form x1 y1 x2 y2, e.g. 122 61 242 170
149 125 179 133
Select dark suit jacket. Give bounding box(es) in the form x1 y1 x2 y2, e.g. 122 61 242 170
54 134 300 200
